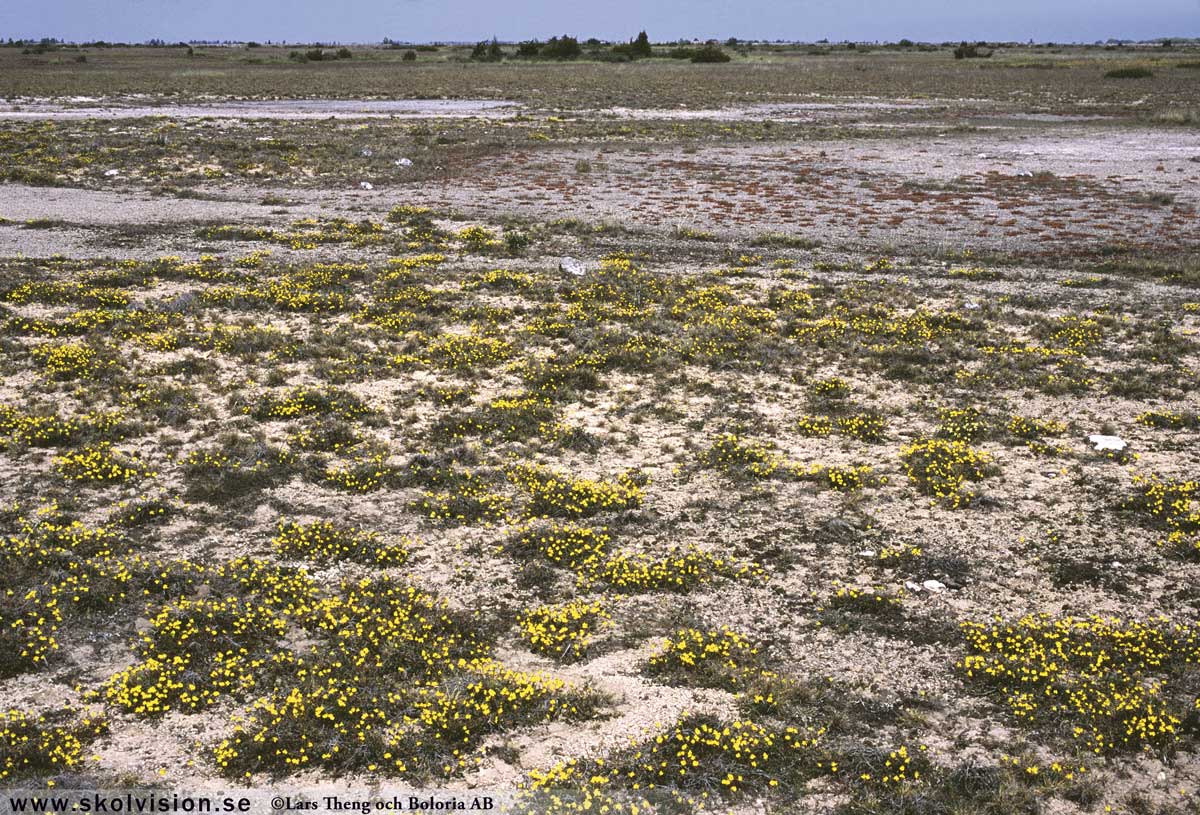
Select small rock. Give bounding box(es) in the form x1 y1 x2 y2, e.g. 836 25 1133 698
559 257 587 276
360 148 373 157
904 580 922 592
856 550 877 559
104 169 120 177
922 579 948 593
821 518 856 537
395 157 413 167
359 181 374 190
1087 434 1126 452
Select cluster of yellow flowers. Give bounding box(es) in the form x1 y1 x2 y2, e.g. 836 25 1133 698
386 205 434 225
958 614 1200 752
833 412 888 441
196 323 288 356
182 443 293 497
791 307 966 350
793 379 887 441
0 404 123 447
668 283 778 357
31 341 104 379
4 279 130 309
853 744 928 785
512 523 611 573
272 520 410 565
820 585 906 618
423 330 515 370
795 415 835 437
512 523 763 593
697 433 784 479
414 468 509 525
509 464 644 519
1048 315 1103 351
357 283 437 332
900 437 994 508
203 575 599 779
431 392 556 442
457 225 501 252
323 448 399 493
809 464 880 492
7 305 173 342
937 406 987 442
1129 475 1199 552
528 716 825 804
0 708 109 783
104 596 292 715
600 550 763 592
519 598 609 661
698 434 879 493
810 376 852 403
1006 415 1068 439
998 753 1087 783
250 386 370 421
1136 410 1199 430
462 268 534 291
646 628 767 689
53 443 154 483
200 218 388 250
1 587 62 676
202 268 352 313
876 544 923 566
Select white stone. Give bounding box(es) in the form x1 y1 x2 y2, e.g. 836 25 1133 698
395 157 413 167
922 579 948 593
1087 434 1127 452
359 181 374 190
559 257 587 276
104 169 120 177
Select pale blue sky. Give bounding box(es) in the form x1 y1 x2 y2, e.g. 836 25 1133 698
4 0 1197 43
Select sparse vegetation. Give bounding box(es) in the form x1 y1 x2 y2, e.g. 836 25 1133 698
0 34 1197 811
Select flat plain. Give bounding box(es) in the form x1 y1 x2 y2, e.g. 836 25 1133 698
0 41 1199 814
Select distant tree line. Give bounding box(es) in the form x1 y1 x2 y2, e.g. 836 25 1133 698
469 31 733 63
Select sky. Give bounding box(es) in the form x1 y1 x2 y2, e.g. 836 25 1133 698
3 0 1198 44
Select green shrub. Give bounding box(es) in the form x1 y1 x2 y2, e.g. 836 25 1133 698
1106 66 1154 79
691 44 731 63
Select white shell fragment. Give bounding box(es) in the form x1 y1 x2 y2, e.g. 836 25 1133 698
395 157 413 167
1087 434 1127 452
905 579 948 594
359 181 374 190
